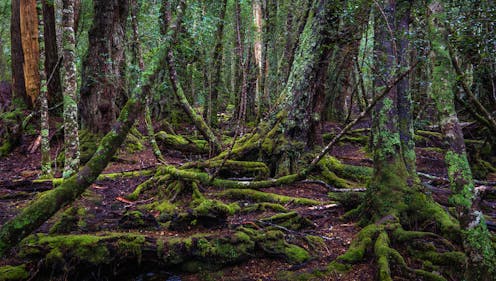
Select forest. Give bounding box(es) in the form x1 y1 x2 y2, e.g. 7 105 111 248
0 0 495 280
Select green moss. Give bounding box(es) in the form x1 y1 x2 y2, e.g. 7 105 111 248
49 206 87 234
374 231 392 281
285 244 311 263
192 199 238 217
20 234 111 265
116 235 145 264
337 224 381 263
261 211 315 230
0 265 29 281
0 141 13 158
445 151 474 209
122 129 145 153
258 230 310 264
241 202 288 213
221 189 320 206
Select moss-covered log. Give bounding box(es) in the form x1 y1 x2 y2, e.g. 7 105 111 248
17 228 310 278
0 265 29 281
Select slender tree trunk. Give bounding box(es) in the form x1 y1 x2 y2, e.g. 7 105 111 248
41 0 62 113
62 0 79 178
130 0 163 162
428 3 496 279
208 0 227 127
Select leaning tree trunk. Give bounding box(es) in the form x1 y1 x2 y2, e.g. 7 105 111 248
428 2 496 279
79 0 128 135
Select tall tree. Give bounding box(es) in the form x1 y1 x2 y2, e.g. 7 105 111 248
62 0 79 178
41 0 62 112
207 0 228 127
10 0 27 106
19 0 41 107
79 0 129 135
428 1 496 278
275 0 341 174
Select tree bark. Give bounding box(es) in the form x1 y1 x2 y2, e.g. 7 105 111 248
428 2 496 278
11 0 28 106
62 0 79 178
19 0 41 108
208 0 227 127
79 0 129 135
41 0 62 113
279 0 340 152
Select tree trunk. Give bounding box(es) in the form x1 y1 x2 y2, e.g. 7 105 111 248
276 0 341 173
79 0 129 135
208 0 227 127
396 1 415 175
19 0 41 107
41 0 62 114
62 0 79 178
428 2 496 279
11 0 28 106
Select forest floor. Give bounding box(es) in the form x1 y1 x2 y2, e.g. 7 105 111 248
0 121 495 281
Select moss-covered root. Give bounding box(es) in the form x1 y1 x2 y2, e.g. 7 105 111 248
220 189 322 206
155 131 209 154
181 160 270 179
18 229 310 277
317 156 372 187
0 265 29 281
326 221 464 281
126 174 171 201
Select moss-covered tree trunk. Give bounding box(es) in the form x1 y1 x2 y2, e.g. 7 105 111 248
428 2 495 279
275 0 341 174
61 0 79 178
396 1 416 174
79 0 128 135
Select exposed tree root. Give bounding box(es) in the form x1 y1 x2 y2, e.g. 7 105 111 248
155 131 209 154
220 189 322 206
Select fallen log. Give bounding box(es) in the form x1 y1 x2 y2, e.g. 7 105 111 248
18 227 311 278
